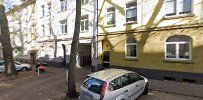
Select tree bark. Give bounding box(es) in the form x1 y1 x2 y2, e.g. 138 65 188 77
0 3 17 76
67 0 81 97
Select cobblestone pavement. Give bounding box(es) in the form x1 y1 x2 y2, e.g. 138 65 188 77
0 67 202 100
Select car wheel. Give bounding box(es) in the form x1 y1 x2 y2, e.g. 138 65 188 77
22 67 28 71
142 83 149 95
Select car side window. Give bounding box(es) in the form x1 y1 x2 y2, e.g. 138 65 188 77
109 77 122 91
121 74 131 87
129 73 140 84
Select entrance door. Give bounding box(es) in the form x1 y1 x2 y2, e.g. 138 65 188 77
79 44 92 67
103 51 110 68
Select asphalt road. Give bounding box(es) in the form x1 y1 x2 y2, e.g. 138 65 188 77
0 67 202 100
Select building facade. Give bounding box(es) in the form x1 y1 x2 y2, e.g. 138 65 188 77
5 0 36 62
97 0 203 84
34 0 98 67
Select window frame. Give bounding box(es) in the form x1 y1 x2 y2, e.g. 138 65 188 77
125 1 137 23
125 42 138 59
165 41 192 61
47 2 51 16
81 15 89 32
60 20 67 34
164 0 193 17
60 0 67 11
106 7 116 26
41 25 45 36
41 5 45 17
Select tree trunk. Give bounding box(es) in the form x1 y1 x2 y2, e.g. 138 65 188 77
0 3 17 76
67 0 81 97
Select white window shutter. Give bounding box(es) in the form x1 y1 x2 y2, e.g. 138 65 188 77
165 0 176 16
179 0 191 14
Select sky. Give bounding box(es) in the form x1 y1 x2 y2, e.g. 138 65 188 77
4 0 20 10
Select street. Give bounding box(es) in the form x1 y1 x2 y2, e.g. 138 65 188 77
0 67 202 100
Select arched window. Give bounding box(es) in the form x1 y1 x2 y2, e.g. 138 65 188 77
126 38 137 58
165 35 192 60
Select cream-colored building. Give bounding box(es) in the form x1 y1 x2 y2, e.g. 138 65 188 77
98 0 203 84
34 0 98 67
5 0 36 62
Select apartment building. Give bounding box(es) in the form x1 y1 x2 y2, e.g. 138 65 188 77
5 0 36 62
97 0 203 84
35 0 98 67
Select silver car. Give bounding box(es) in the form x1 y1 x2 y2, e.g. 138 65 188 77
0 61 32 72
79 68 149 100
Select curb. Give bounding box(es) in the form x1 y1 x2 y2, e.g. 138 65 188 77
149 88 203 99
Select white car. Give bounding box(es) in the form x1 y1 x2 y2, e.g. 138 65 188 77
0 61 32 72
79 68 149 100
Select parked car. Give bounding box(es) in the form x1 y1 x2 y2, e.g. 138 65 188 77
79 68 149 100
0 61 32 72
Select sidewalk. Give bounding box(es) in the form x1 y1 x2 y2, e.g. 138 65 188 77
149 79 203 98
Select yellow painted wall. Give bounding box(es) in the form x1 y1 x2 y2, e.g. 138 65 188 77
98 27 203 73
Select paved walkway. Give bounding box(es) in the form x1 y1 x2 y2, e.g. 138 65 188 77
149 79 203 98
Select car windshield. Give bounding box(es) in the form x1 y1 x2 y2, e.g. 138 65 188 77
82 77 104 94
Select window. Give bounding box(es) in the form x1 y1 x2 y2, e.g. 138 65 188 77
47 2 51 15
106 7 116 25
121 74 131 87
60 20 67 34
129 73 140 83
82 77 105 94
48 23 52 35
41 25 45 36
81 15 89 32
81 0 89 4
165 0 192 16
126 1 137 22
126 38 137 58
165 35 192 60
41 5 45 17
60 0 67 11
109 77 122 91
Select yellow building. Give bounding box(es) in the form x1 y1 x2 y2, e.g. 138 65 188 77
97 0 203 84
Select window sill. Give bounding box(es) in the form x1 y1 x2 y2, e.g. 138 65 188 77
163 59 194 64
124 57 139 61
164 13 195 20
124 21 137 25
104 24 116 28
80 30 88 33
58 10 67 13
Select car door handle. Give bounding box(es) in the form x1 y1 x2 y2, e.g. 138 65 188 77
124 90 128 93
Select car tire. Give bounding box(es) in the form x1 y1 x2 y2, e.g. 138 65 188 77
22 67 28 71
142 83 149 95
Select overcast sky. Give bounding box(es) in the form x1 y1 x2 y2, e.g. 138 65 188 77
4 0 20 10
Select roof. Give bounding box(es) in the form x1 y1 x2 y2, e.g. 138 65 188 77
88 68 132 81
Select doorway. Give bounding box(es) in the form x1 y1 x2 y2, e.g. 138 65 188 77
102 51 110 68
78 44 92 67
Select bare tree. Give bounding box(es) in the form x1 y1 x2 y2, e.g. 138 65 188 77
0 0 17 76
66 0 81 97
